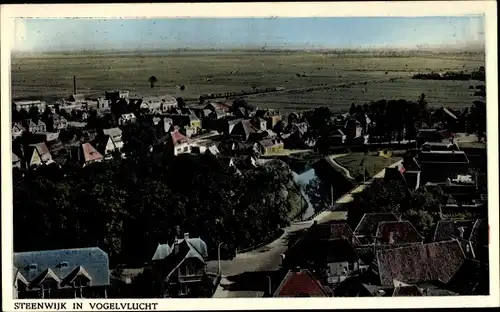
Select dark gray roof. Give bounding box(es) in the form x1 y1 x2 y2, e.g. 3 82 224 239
354 213 402 238
152 238 208 262
152 244 172 261
13 247 110 287
433 219 475 242
418 151 469 164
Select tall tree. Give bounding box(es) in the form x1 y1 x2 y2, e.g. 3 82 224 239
122 121 158 160
176 97 187 109
29 106 40 123
148 76 158 88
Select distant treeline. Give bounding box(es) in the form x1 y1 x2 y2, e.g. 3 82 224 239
199 86 285 102
412 66 485 81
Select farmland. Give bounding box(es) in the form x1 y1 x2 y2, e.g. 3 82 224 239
11 50 485 112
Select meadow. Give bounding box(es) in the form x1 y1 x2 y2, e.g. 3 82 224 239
11 51 485 112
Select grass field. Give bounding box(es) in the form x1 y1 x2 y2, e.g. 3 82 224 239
335 152 402 182
11 51 485 112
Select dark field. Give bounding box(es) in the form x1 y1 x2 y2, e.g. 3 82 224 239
11 51 485 112
335 152 402 181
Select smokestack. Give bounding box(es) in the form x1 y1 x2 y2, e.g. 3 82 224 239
73 76 77 95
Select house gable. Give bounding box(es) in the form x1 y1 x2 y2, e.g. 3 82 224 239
273 269 329 297
30 148 42 166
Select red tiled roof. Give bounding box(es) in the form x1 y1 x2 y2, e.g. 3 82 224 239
376 240 466 286
170 130 188 146
29 142 50 156
82 143 103 162
274 269 329 297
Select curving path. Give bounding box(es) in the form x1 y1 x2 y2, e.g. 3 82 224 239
209 158 403 297
328 154 355 180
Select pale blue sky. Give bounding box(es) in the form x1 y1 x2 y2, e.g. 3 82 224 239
13 16 485 52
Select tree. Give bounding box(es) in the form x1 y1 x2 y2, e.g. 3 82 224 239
42 106 53 121
122 121 158 160
12 103 21 122
29 106 40 123
111 98 129 117
232 98 254 112
148 76 158 88
86 109 99 130
404 209 435 241
348 179 407 228
176 97 186 109
417 93 430 126
19 108 29 121
273 120 286 134
349 103 357 115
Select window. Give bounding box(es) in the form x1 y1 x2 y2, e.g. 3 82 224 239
17 279 27 292
348 262 354 271
28 264 37 271
56 262 68 268
177 283 189 296
184 265 196 276
74 277 89 288
41 280 58 299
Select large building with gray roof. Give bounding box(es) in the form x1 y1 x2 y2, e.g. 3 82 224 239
13 247 109 299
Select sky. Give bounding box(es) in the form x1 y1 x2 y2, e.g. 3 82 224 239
12 16 485 52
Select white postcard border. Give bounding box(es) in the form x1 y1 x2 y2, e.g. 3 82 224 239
1 1 499 310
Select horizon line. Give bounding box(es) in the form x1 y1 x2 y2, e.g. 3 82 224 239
12 44 486 56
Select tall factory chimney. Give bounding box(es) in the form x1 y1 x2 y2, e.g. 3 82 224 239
73 75 77 95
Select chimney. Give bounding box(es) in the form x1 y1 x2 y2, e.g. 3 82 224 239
73 76 77 95
184 233 189 240
175 225 181 240
389 231 395 244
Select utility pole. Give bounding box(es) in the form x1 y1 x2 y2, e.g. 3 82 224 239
217 242 223 276
330 183 334 207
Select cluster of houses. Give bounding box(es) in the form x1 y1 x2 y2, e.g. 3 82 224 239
11 90 319 171
270 131 488 297
273 212 487 297
11 87 488 298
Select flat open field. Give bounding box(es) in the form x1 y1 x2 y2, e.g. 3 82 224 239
11 51 485 112
335 152 402 182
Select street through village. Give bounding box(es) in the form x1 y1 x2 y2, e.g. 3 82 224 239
209 159 401 297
